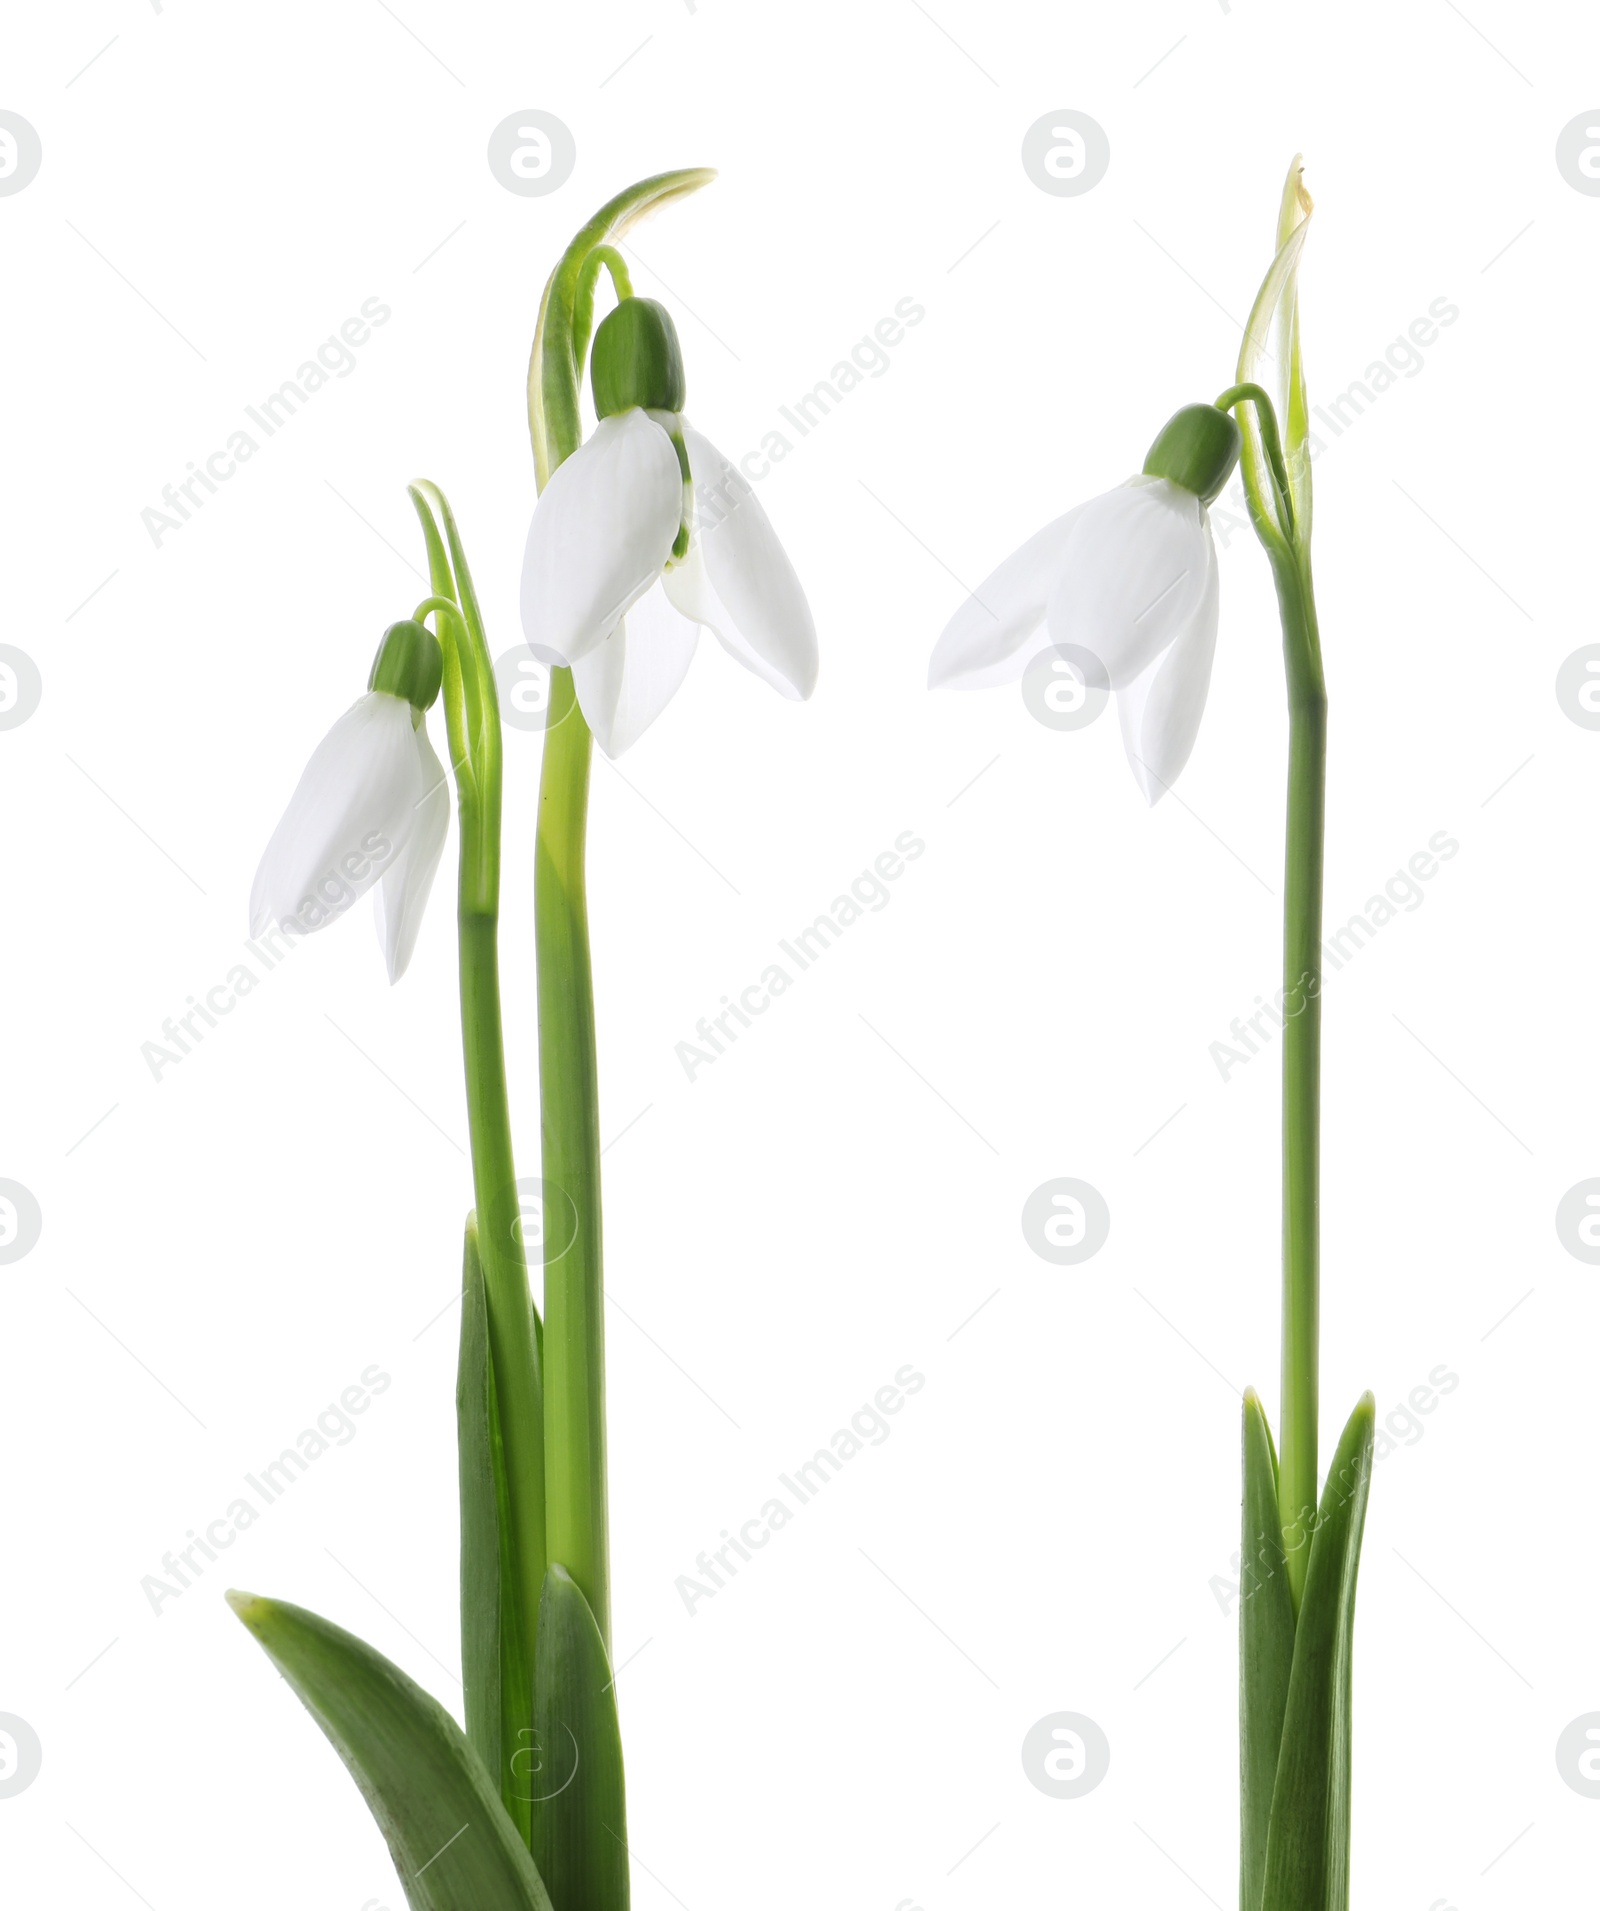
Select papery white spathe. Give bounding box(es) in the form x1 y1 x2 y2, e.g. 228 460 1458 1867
249 690 449 982
927 476 1219 805
521 411 817 756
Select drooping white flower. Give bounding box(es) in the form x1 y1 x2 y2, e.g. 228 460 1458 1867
249 623 449 982
928 404 1240 804
521 297 816 756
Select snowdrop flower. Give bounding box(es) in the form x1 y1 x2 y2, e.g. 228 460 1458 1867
249 619 449 982
928 403 1244 804
521 295 817 756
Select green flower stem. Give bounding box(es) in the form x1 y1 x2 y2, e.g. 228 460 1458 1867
1217 372 1325 1613
534 672 609 1649
573 246 634 370
457 910 543 1817
409 483 546 1799
528 168 716 487
414 594 468 645
1271 542 1326 1614
1215 383 1294 538
524 172 713 1654
531 216 612 1645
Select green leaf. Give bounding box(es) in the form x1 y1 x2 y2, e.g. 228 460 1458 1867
528 169 716 485
1258 1393 1376 1911
1239 1390 1295 1911
457 1218 532 1844
457 1221 501 1770
530 1564 629 1911
1236 157 1314 547
1271 159 1314 532
228 1590 553 1911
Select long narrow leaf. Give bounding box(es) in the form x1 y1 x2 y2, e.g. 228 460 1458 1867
228 1591 553 1911
1239 1390 1295 1911
1259 1393 1376 1911
1236 157 1314 544
457 1218 532 1843
458 1219 500 1775
530 1564 629 1911
1271 158 1314 531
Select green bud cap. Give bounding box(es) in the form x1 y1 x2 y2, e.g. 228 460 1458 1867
368 619 443 712
591 297 686 419
1142 403 1242 504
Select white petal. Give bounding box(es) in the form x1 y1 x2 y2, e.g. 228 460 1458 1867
666 426 817 700
521 409 683 667
1114 525 1220 804
1044 479 1214 690
571 581 700 758
927 507 1084 690
250 693 421 938
374 722 450 981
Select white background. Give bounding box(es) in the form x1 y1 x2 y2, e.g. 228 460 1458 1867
3 3 1595 1907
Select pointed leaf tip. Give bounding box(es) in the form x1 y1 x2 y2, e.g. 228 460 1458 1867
232 1592 554 1911
533 1563 629 1911
1237 156 1315 548
1259 1393 1376 1910
1277 154 1313 246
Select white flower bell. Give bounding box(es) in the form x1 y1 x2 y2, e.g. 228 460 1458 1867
249 620 449 982
929 403 1241 804
521 296 817 756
